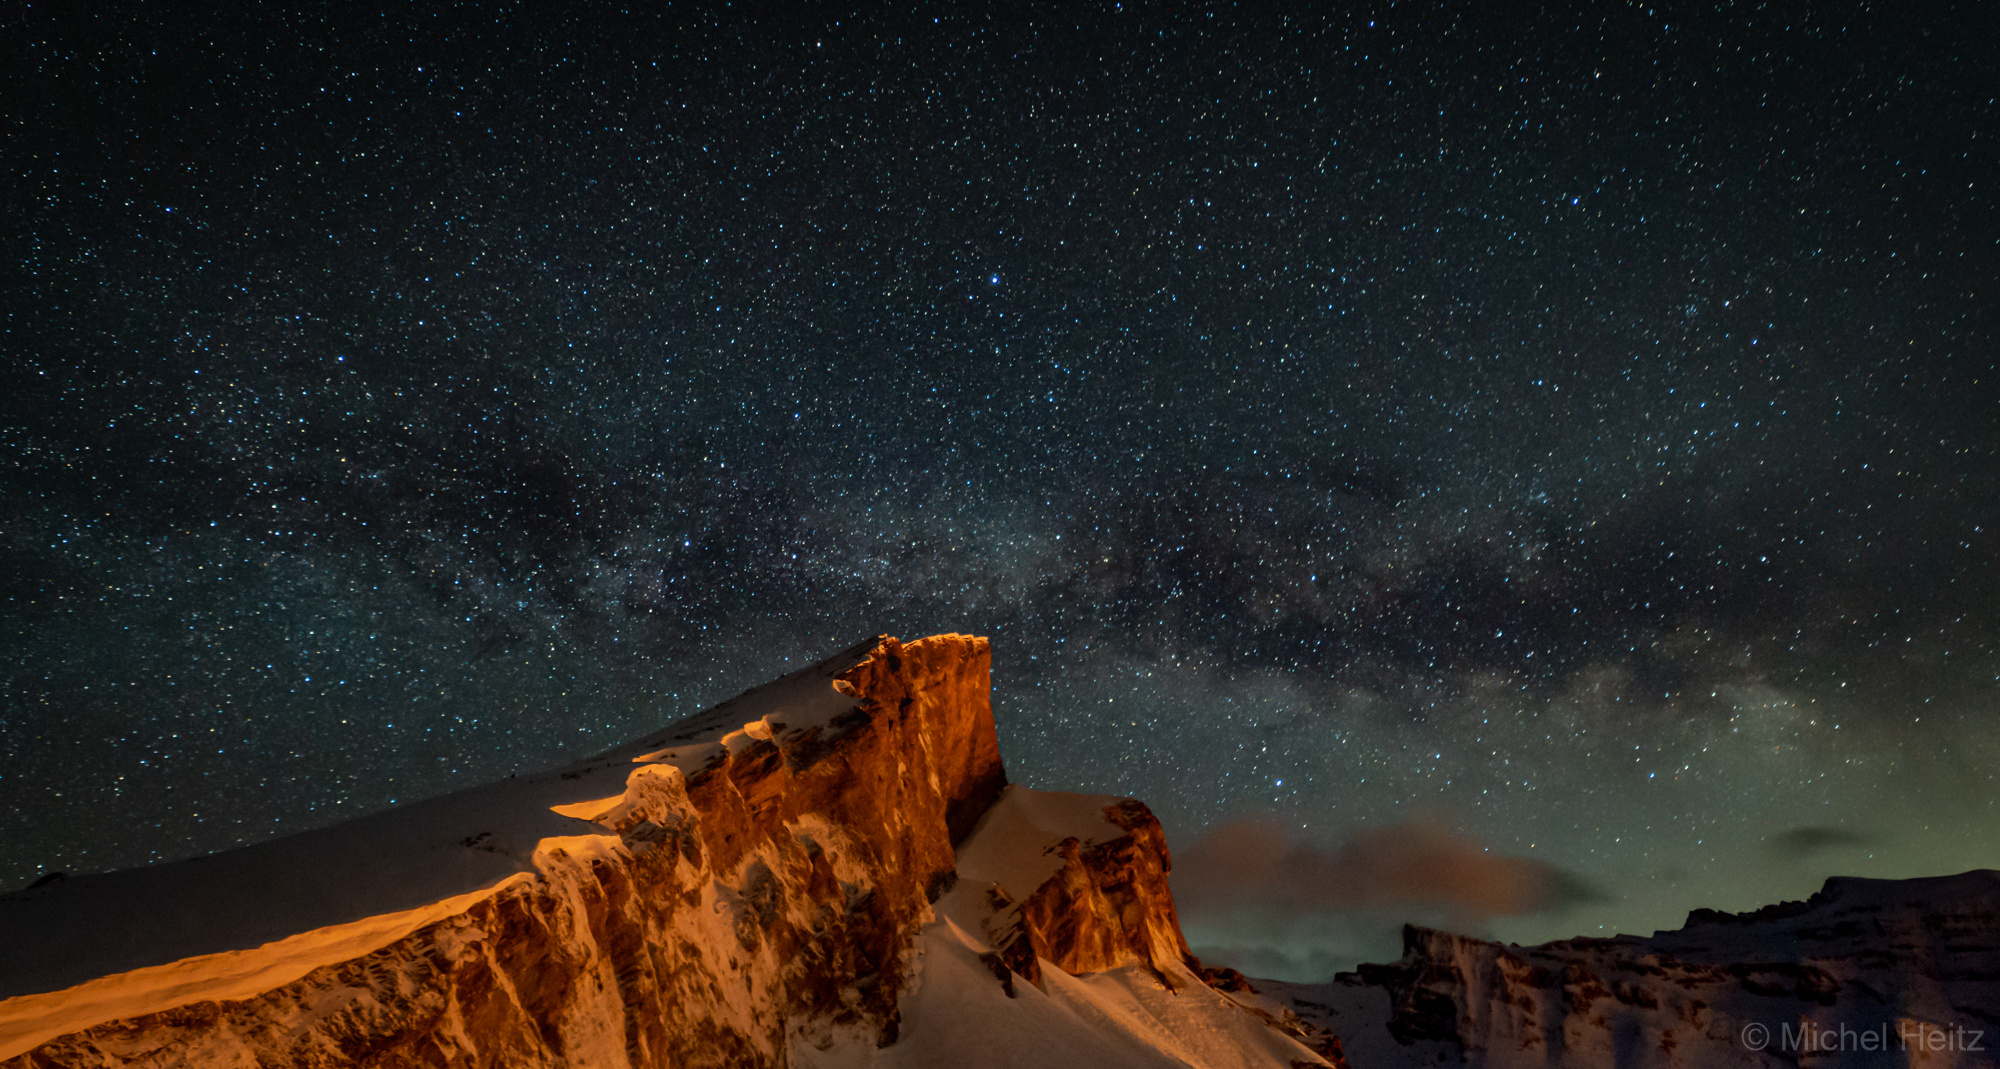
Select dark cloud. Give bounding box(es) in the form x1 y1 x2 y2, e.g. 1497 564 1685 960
1767 827 1877 861
1175 818 1601 919
1171 818 1603 982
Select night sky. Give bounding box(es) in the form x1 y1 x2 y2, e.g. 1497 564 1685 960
5 2 1997 981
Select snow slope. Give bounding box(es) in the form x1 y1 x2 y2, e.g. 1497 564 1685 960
0 634 893 1006
0 635 1318 1068
1 635 999 1065
797 784 1332 1069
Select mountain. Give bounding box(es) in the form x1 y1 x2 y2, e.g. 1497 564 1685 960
1263 871 2000 1068
0 634 1331 1068
6 632 1997 1068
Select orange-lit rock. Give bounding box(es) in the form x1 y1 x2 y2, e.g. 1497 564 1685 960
1 633 1321 1069
1 635 1003 1068
1004 798 1203 990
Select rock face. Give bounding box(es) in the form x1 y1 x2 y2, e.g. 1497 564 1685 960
1271 870 2000 1069
13 631 1999 1069
0 635 1010 1067
999 798 1203 989
1 633 1326 1069
893 784 1336 1069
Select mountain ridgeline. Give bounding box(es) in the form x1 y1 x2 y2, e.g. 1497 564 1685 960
3 634 1997 1068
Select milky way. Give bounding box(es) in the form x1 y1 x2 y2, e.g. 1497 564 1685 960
5 3 1996 979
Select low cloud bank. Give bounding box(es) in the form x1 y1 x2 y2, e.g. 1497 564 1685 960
1766 826 1876 860
1175 818 1597 916
1173 819 1600 982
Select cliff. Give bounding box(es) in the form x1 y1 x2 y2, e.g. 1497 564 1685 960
0 634 1324 1069
1265 869 2000 1069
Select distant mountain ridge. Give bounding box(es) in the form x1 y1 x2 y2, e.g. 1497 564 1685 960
1266 869 2000 1068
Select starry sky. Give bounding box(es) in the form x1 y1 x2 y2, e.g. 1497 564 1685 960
5 2 1997 980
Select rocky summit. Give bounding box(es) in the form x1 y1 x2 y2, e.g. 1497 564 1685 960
4 634 1997 1068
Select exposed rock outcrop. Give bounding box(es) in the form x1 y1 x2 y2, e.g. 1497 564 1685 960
0 635 1001 1067
1270 870 2000 1069
894 784 1335 1069
0 634 1318 1069
1002 798 1203 989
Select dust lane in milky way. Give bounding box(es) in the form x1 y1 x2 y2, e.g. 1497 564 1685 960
4 3 1996 978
